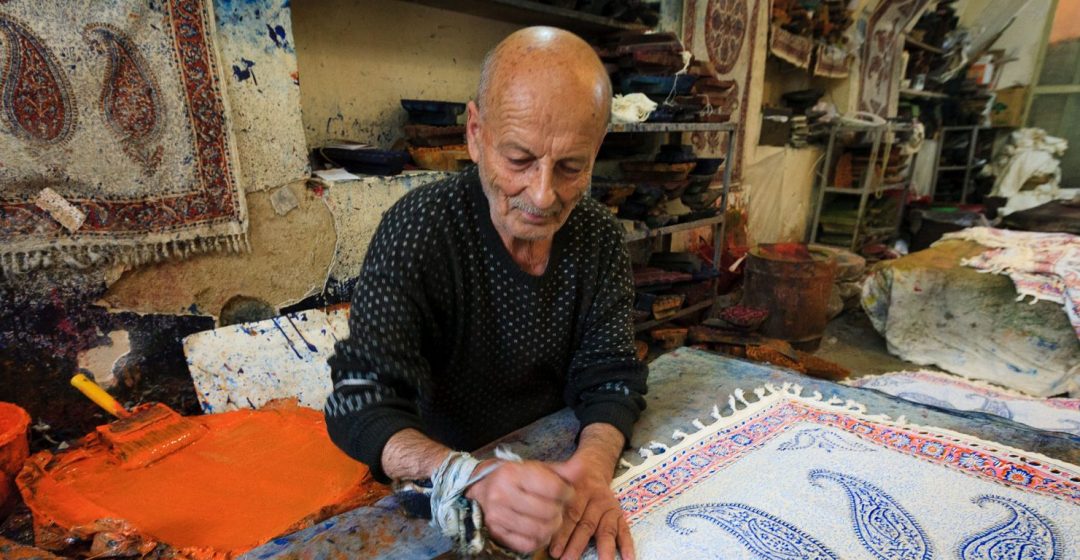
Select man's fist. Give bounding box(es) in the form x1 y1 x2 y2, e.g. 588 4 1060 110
466 460 574 553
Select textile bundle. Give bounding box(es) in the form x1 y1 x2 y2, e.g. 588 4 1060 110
848 369 1080 437
0 0 247 277
814 44 850 78
942 227 1080 342
591 383 1080 558
769 25 813 69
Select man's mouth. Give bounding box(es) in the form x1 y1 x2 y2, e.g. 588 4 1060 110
517 208 554 224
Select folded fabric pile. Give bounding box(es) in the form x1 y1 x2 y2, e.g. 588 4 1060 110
941 227 1080 341
848 370 1080 437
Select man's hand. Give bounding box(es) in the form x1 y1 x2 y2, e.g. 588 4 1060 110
465 460 573 554
549 425 635 560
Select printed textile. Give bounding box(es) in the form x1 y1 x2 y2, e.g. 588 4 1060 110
0 0 247 275
848 370 1080 437
594 384 1080 559
858 0 932 116
814 44 850 78
769 25 812 69
683 0 767 181
942 227 1080 341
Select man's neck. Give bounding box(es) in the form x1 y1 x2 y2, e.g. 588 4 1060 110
498 231 552 276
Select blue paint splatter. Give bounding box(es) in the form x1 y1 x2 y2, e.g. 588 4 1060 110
1030 336 1059 351
266 23 289 49
232 58 257 85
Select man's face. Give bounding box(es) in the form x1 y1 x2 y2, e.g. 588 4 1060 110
466 87 605 242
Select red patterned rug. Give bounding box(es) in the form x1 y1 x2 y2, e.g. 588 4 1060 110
0 0 247 277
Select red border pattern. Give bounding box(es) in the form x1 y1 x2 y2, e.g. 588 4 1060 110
617 399 1080 525
0 0 240 237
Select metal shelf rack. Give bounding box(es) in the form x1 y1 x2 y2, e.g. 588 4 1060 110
607 120 738 331
808 121 914 251
928 125 990 204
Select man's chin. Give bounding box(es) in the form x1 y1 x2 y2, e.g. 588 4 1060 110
507 220 560 241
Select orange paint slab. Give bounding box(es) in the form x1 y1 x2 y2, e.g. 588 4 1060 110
17 401 387 559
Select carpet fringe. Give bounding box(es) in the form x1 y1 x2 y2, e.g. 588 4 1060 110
0 232 250 282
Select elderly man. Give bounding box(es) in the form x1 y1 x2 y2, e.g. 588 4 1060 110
325 27 645 559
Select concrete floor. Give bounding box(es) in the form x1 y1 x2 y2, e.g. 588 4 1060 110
816 308 926 378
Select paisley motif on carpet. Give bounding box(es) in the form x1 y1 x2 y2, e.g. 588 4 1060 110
0 0 247 276
592 383 1080 559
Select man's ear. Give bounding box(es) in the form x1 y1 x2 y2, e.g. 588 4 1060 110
466 100 481 164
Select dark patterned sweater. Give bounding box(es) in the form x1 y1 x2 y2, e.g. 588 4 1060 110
324 168 648 483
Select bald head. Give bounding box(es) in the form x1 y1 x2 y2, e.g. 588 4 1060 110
477 27 612 132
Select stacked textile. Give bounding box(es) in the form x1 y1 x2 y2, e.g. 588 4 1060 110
849 370 1080 437
942 227 1080 341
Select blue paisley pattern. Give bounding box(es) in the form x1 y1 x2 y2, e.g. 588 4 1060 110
666 503 837 560
808 469 933 560
968 394 1015 420
959 495 1060 560
777 428 875 453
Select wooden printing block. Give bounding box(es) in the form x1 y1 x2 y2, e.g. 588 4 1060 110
651 294 685 320
650 327 688 350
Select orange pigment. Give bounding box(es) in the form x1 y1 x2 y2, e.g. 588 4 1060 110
0 402 30 513
17 401 387 558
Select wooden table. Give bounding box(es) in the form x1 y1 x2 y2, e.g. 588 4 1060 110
242 348 1080 558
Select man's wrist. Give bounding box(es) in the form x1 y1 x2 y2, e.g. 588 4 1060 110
574 423 625 475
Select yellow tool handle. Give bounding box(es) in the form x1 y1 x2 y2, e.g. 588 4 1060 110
71 373 130 418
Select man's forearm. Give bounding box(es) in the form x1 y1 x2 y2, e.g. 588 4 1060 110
381 428 453 481
574 423 625 475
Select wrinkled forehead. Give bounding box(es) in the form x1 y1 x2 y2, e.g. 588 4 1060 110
480 77 607 144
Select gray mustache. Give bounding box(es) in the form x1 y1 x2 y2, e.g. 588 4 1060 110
510 196 561 217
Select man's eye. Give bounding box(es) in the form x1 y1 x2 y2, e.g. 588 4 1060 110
560 164 583 174
508 157 531 167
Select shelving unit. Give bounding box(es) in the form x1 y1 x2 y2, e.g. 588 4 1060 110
399 0 649 36
606 120 737 332
928 125 987 204
808 121 914 251
903 34 946 55
633 299 714 333
899 88 949 100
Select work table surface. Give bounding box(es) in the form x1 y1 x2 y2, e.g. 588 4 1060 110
242 348 1080 559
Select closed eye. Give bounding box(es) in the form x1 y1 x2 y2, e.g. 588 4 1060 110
559 162 584 174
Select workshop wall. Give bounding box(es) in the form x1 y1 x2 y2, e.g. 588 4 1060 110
958 0 1053 88
291 0 521 150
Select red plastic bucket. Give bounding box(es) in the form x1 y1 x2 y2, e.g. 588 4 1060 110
0 402 30 514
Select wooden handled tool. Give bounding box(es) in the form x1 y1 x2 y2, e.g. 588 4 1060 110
70 374 207 469
71 373 131 418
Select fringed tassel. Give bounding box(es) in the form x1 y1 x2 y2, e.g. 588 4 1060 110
1 230 252 285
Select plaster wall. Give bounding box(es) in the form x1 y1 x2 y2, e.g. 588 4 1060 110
291 0 521 149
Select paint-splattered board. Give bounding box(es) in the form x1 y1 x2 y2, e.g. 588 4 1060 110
184 307 349 413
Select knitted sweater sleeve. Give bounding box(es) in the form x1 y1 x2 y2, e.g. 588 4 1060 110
564 224 648 445
324 197 433 484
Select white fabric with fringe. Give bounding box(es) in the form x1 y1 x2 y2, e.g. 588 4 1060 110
586 383 1080 559
847 369 1080 437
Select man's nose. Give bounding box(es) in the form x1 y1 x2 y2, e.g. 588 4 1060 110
528 164 558 210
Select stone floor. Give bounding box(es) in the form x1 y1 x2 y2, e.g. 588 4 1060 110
816 308 925 378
